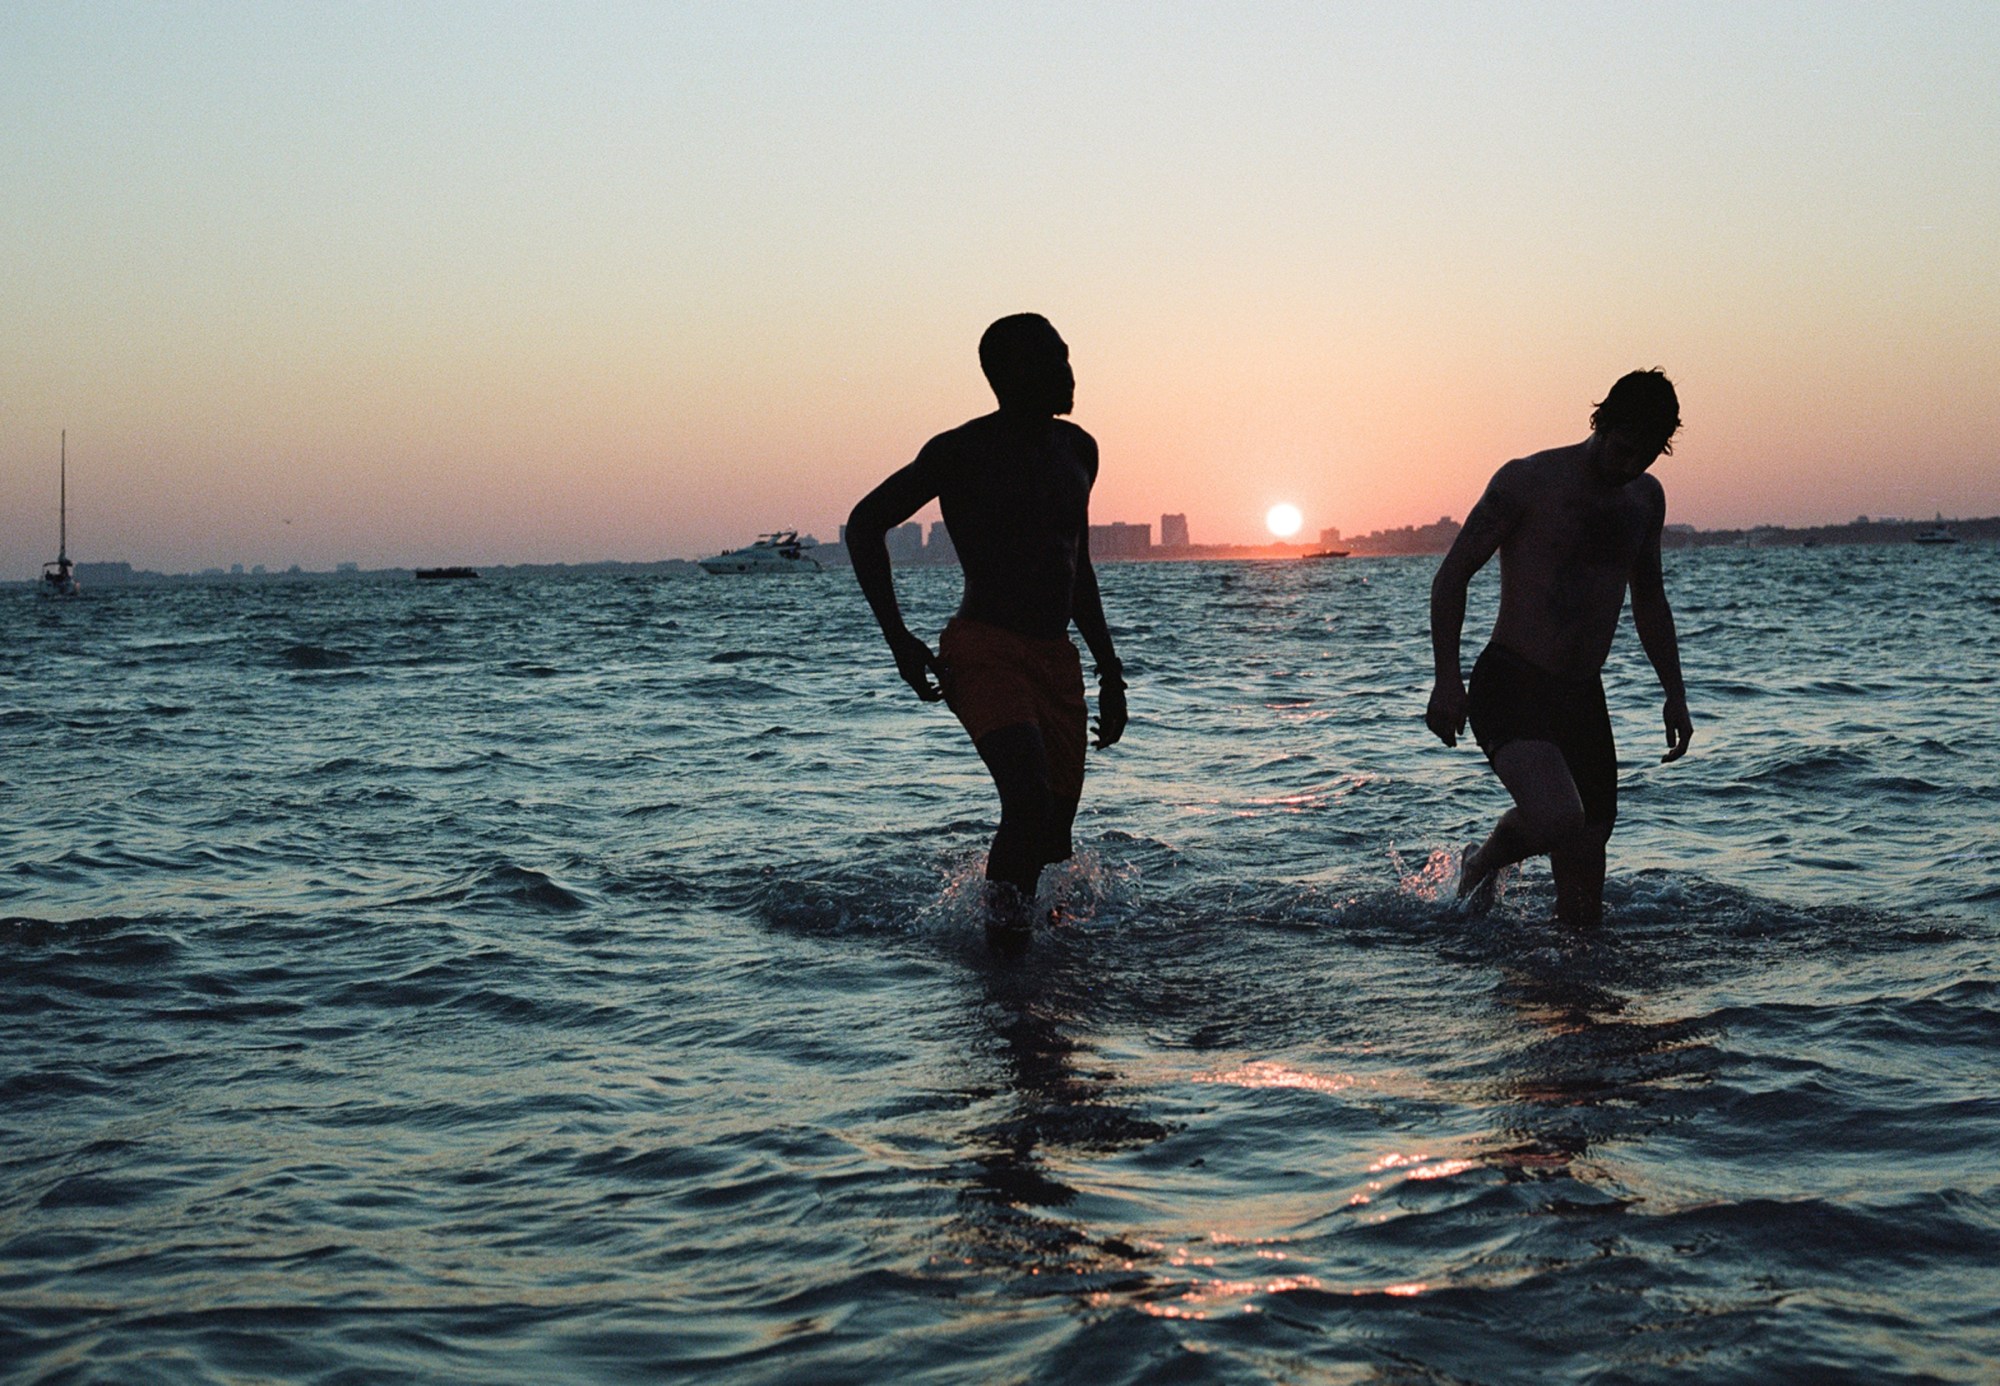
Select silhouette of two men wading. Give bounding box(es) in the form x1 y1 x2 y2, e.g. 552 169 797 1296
852 322 1693 941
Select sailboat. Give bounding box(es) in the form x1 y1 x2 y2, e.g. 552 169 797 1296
41 430 80 597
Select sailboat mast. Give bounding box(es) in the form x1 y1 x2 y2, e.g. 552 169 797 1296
60 430 68 561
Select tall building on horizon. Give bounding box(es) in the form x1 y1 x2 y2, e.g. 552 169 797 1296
836 521 925 564
926 520 956 564
1160 513 1190 548
885 522 924 564
1090 522 1152 560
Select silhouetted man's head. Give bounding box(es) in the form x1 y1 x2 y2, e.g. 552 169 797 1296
979 314 1075 415
1589 369 1681 483
1591 370 1680 453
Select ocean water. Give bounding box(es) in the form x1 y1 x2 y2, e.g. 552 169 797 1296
3 543 1997 1384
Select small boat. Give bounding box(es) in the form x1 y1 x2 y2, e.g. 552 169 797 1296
699 531 824 575
415 566 480 580
41 555 78 597
41 431 80 597
1300 549 1350 561
1914 521 1959 545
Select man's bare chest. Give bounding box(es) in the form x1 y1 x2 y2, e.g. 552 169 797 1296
1519 490 1651 574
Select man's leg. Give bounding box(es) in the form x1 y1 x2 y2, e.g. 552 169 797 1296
1049 792 1080 867
1548 823 1610 928
1462 740 1588 905
973 722 1064 938
1547 712 1618 928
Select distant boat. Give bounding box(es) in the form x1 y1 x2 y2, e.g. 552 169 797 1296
415 566 480 580
1300 549 1350 561
1914 517 1959 545
699 531 824 575
41 430 79 598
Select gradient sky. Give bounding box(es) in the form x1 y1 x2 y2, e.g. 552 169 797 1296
5 2 1997 573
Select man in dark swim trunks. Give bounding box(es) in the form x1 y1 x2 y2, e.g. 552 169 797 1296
1425 370 1694 927
847 314 1127 946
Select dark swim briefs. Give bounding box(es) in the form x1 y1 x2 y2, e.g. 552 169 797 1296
938 618 1088 805
1467 643 1619 828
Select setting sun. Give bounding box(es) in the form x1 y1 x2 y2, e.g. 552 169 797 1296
1266 504 1303 539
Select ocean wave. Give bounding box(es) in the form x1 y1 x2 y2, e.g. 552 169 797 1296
394 862 593 915
278 643 355 669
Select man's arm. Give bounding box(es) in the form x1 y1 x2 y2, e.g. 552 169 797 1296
1069 535 1126 748
1425 471 1517 746
847 447 949 701
1628 485 1692 763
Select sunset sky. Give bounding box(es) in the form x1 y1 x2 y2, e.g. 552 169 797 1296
5 2 1997 574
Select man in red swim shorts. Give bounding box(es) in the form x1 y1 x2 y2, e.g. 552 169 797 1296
847 314 1127 946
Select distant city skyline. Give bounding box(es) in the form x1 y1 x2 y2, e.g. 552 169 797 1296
6 6 1997 576
21 470 2000 580
49 506 1995 588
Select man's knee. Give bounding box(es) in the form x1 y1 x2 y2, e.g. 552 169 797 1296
1490 740 1588 849
1522 801 1587 852
999 779 1056 832
1550 822 1608 867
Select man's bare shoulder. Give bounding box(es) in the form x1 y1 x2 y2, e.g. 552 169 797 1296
916 413 1001 464
1481 441 1588 504
1481 452 1543 503
1630 471 1668 521
931 411 1002 445
1054 418 1098 473
1503 439 1587 477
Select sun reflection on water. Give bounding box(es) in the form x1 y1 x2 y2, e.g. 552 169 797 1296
1192 1059 1360 1095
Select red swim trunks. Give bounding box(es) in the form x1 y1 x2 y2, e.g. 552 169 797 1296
938 618 1088 804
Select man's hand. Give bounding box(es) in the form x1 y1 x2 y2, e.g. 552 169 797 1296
1425 678 1468 747
1661 693 1693 763
1093 674 1127 749
890 629 945 702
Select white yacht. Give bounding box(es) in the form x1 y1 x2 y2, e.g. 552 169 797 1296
698 531 825 575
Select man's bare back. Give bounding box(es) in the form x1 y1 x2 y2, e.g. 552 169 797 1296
877 411 1100 642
